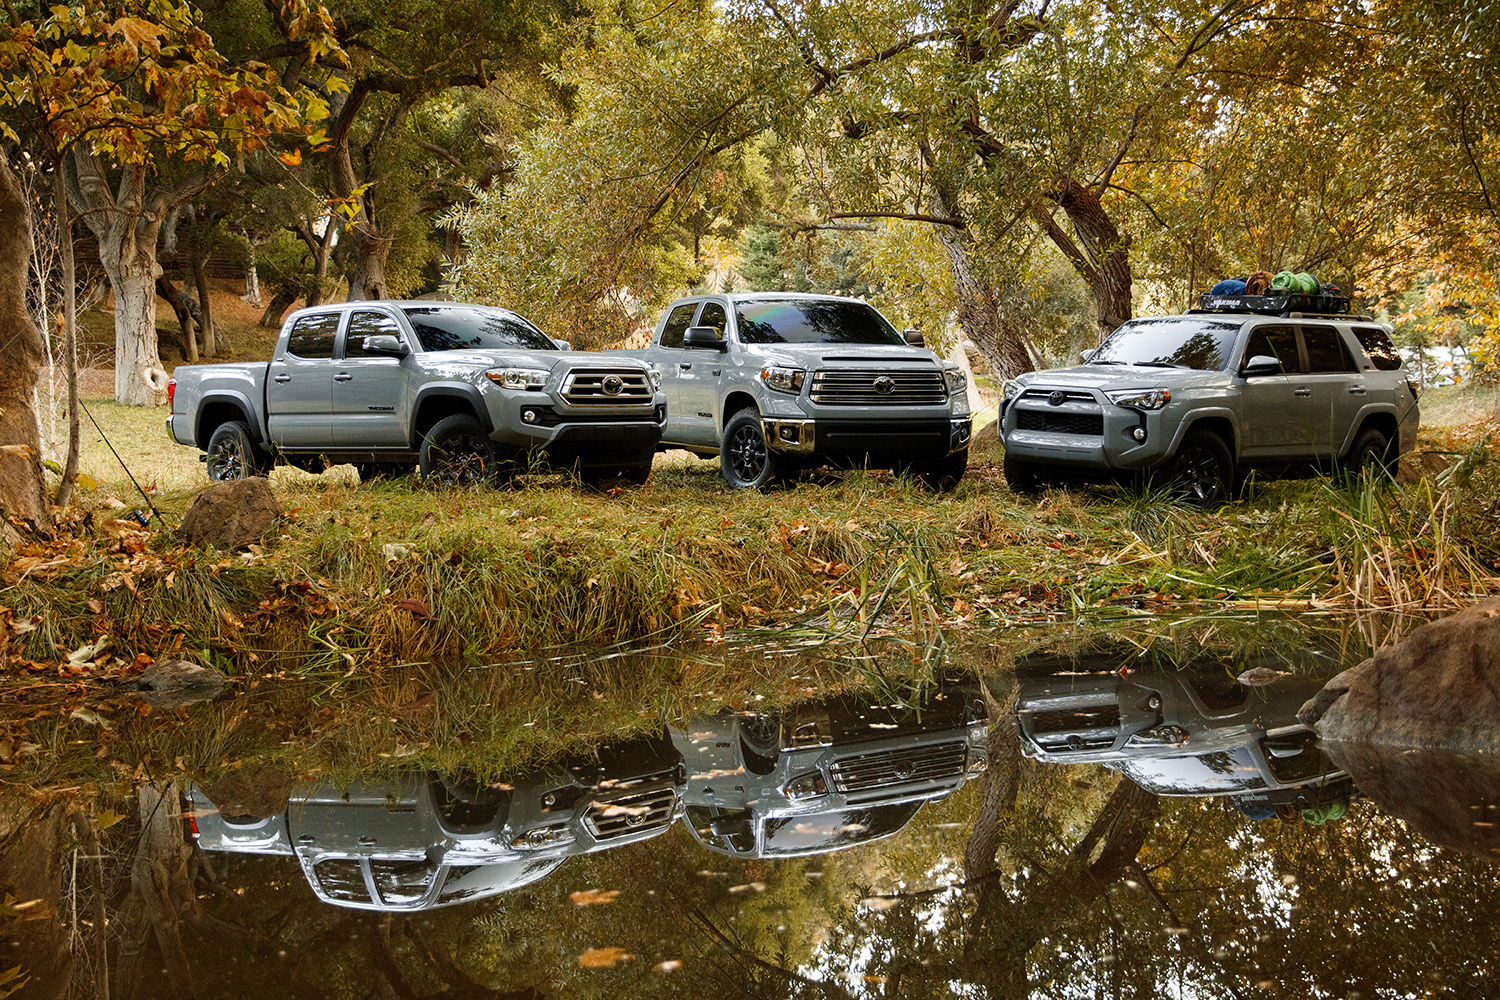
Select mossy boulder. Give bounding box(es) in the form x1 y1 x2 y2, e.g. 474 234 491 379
178 476 280 549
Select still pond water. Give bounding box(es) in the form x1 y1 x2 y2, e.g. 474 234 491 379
4 618 1497 998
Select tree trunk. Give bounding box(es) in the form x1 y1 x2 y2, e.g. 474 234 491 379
928 188 1033 380
73 155 211 407
1034 180 1133 341
0 154 52 527
156 274 198 363
242 244 262 305
347 224 389 301
192 251 215 357
0 797 74 1000
259 290 297 329
55 160 82 511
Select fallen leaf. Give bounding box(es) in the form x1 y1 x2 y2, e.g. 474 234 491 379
569 888 621 906
578 947 633 968
395 598 430 618
654 960 682 973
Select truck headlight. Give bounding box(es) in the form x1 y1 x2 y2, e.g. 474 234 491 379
486 367 551 390
1105 387 1171 410
784 770 828 800
760 366 806 394
649 369 662 390
943 368 967 394
1000 380 1024 403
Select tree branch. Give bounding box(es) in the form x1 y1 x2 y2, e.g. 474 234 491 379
828 211 965 228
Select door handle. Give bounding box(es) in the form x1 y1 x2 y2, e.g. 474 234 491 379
679 363 692 371
334 372 353 382
273 374 292 383
1347 385 1367 395
1293 387 1311 397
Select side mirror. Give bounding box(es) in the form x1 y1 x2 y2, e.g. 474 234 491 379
1241 354 1284 378
684 326 727 351
1080 348 1097 362
903 329 925 348
362 334 409 357
553 339 572 351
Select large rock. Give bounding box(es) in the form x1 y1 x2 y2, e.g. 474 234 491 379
1298 599 1500 752
198 763 296 821
1320 742 1500 861
137 658 227 707
178 477 280 549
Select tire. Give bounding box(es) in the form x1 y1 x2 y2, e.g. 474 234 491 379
1003 454 1043 495
720 410 778 489
908 450 968 492
419 414 505 486
205 420 270 482
355 461 411 482
1343 427 1394 479
736 712 781 775
581 464 652 489
1167 429 1235 508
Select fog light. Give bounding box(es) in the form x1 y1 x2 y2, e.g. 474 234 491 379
1132 427 1146 442
780 425 798 443
522 409 538 424
655 404 667 422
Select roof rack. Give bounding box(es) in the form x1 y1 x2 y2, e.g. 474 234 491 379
1190 291 1370 320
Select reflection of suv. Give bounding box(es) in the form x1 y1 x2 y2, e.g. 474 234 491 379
188 734 684 911
999 295 1420 504
673 683 989 858
1016 655 1345 797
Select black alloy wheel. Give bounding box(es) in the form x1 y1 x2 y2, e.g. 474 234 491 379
419 414 503 487
720 411 777 489
206 420 268 482
1169 429 1234 508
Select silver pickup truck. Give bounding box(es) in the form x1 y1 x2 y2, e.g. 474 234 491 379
613 292 972 489
168 301 667 486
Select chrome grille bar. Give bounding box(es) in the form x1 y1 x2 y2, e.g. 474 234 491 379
561 369 654 405
828 741 968 792
809 369 947 405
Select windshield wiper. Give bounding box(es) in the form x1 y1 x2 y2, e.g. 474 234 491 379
1133 361 1189 368
1088 360 1127 365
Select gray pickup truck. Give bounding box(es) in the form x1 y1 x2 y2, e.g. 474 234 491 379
999 295 1420 505
613 292 972 489
168 300 667 486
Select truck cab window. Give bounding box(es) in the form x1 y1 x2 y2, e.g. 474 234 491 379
344 312 403 359
286 313 339 359
696 302 728 337
659 303 698 349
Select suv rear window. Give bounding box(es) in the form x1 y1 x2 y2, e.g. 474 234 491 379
1302 325 1356 373
1353 326 1403 371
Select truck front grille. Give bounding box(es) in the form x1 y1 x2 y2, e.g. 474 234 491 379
828 741 968 792
1017 410 1104 436
584 786 677 840
1025 705 1122 735
809 369 947 405
561 369 654 405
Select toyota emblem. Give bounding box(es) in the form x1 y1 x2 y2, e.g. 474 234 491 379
873 376 896 395
602 375 624 396
1048 391 1066 407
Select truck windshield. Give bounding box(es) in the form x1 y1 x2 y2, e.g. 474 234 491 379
735 299 905 346
402 306 558 352
1089 318 1241 371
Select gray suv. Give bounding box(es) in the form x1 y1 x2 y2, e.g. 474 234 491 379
999 296 1420 504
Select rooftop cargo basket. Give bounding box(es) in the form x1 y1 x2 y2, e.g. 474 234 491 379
1195 291 1351 316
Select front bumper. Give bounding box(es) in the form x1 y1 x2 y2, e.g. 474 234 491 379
763 417 972 461
1001 387 1174 471
489 392 667 469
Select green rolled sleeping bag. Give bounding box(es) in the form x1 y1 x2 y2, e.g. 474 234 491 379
1270 271 1320 293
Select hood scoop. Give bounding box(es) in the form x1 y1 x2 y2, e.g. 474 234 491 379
820 355 931 364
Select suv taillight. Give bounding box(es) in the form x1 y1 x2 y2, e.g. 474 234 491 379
167 378 176 404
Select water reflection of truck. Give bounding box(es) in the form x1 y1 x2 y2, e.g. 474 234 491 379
1015 654 1345 797
187 734 684 910
672 683 990 858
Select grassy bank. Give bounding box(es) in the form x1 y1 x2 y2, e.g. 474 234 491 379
2 383 1496 689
